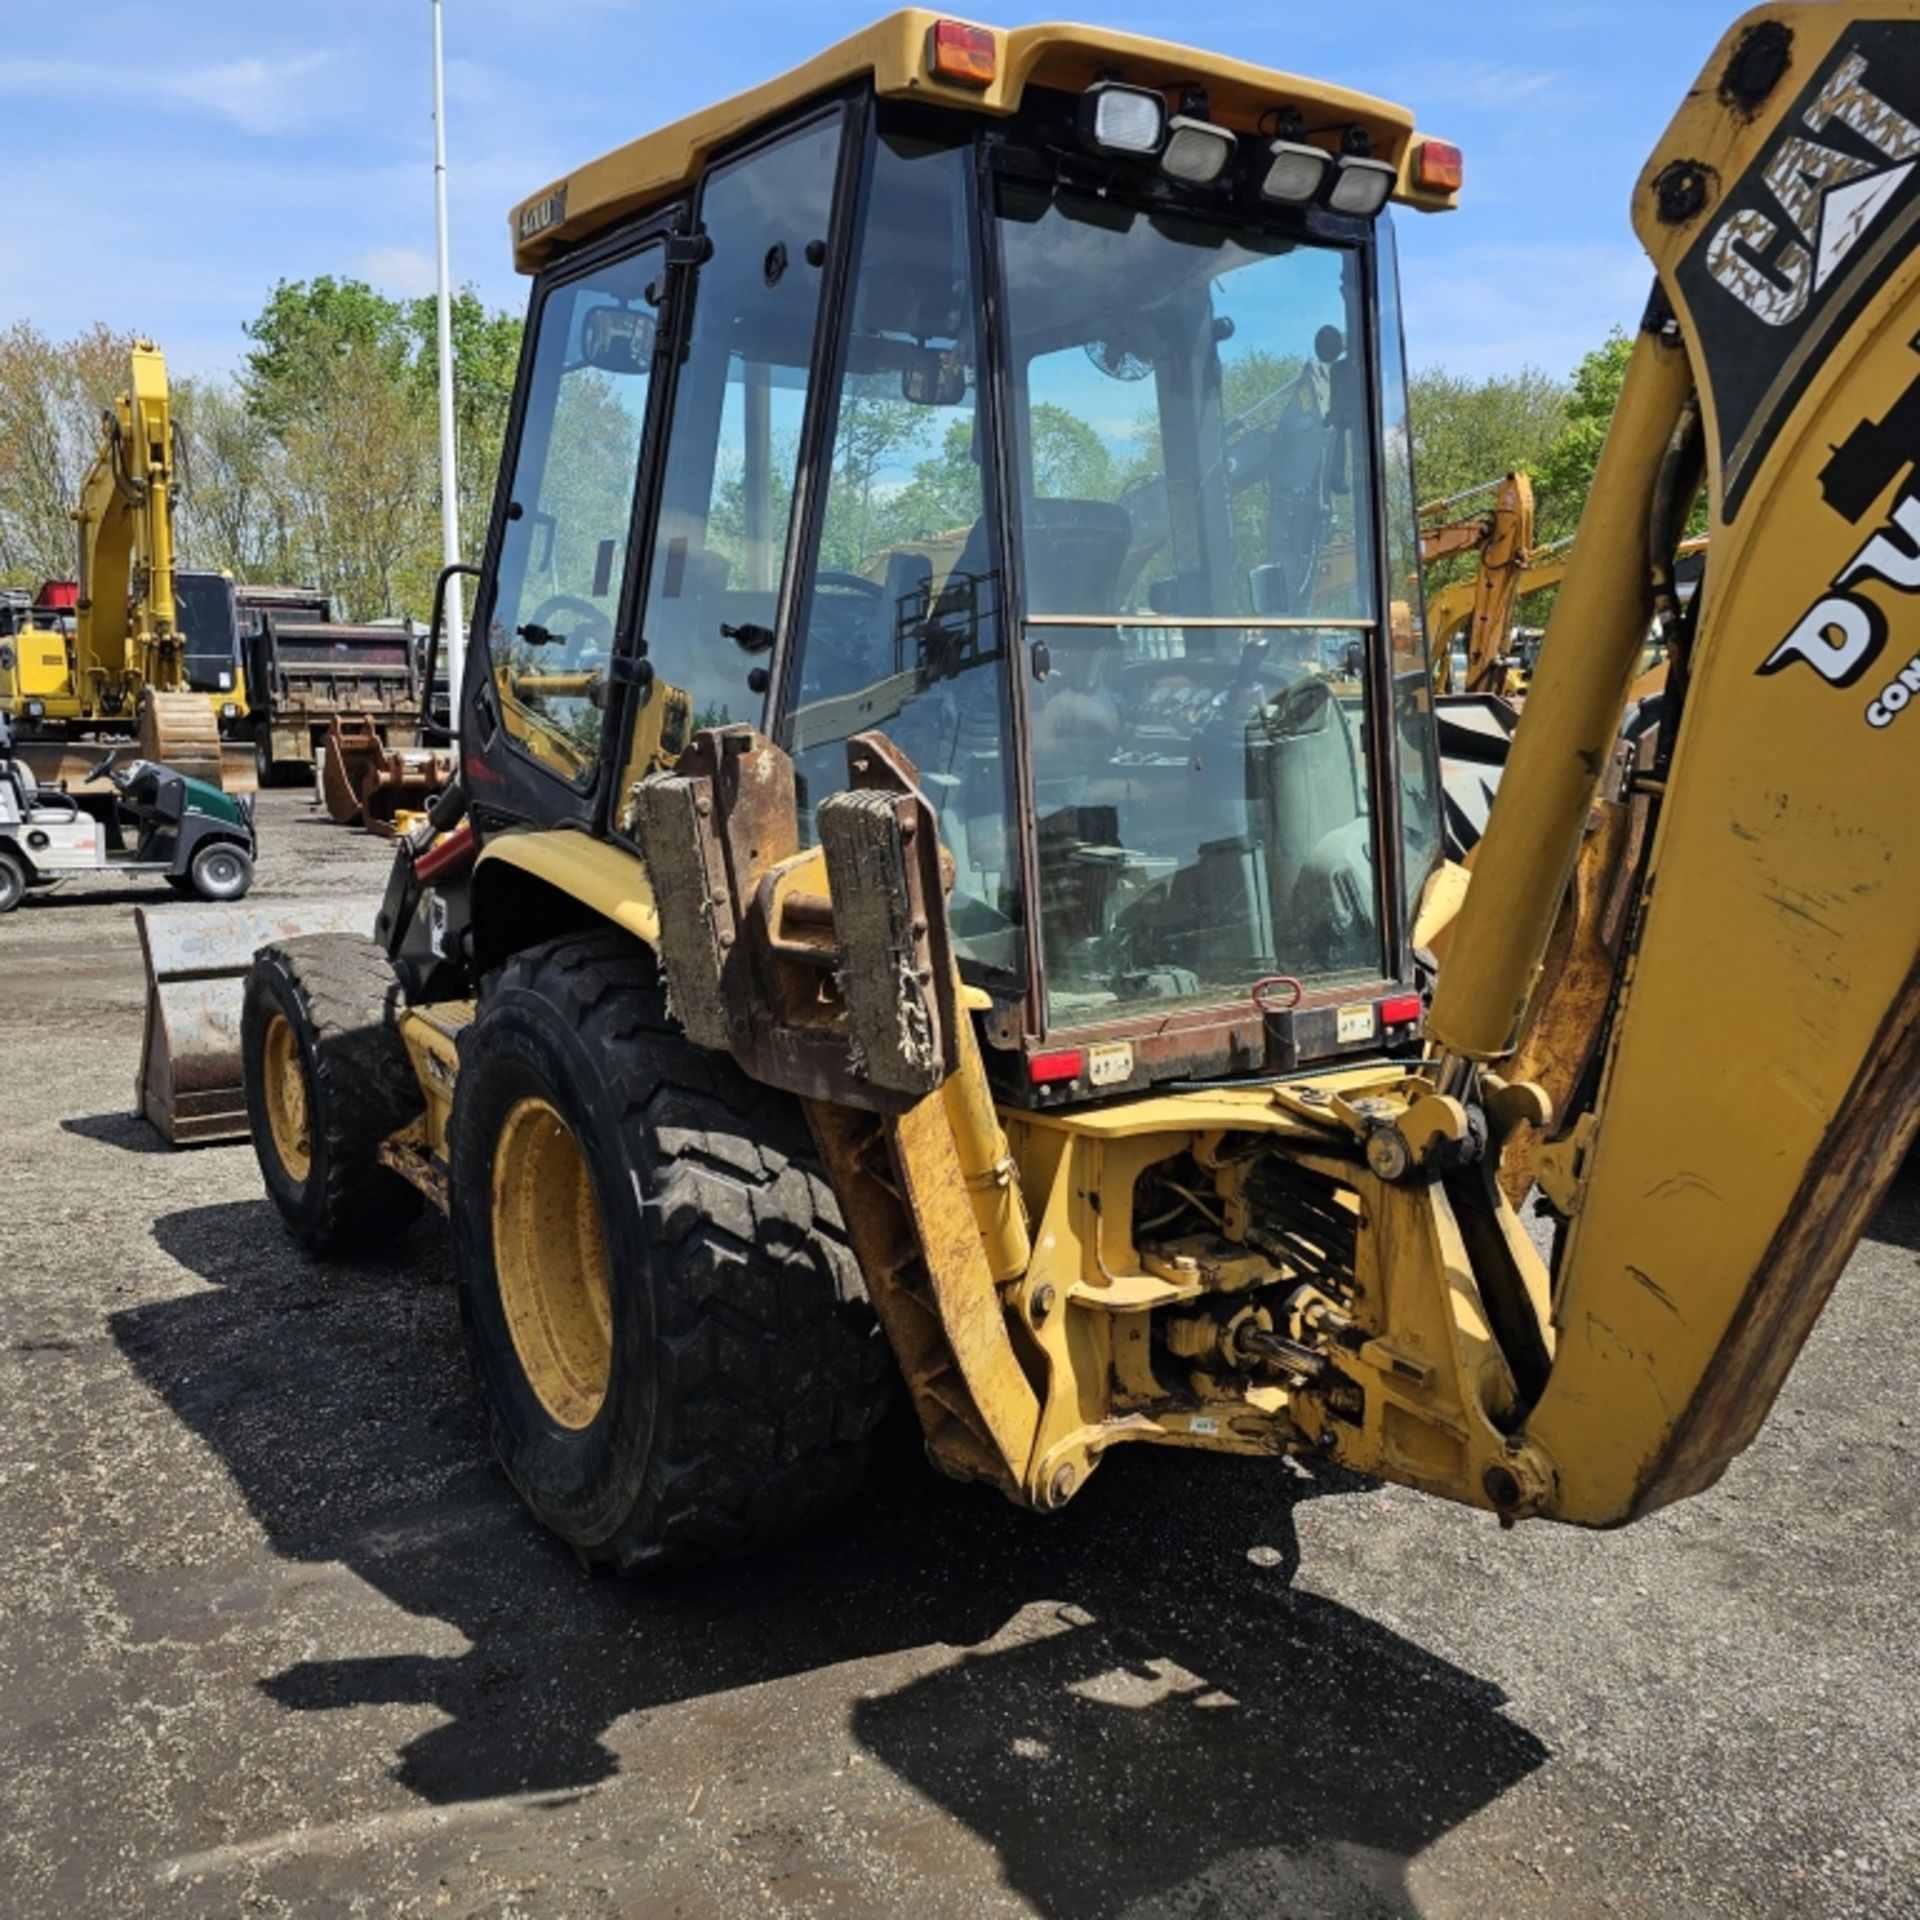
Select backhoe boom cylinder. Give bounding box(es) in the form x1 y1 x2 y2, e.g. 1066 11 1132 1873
1426 317 1694 1064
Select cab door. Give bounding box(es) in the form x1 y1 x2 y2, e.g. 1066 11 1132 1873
462 220 678 828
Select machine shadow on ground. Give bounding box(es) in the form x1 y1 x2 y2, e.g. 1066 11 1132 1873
60 1112 175 1154
120 1196 1549 1918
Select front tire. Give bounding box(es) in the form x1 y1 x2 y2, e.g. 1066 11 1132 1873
0 847 27 912
449 930 892 1570
190 839 253 902
241 934 425 1252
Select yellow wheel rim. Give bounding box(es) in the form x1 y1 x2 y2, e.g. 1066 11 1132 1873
262 1012 312 1184
491 1096 613 1431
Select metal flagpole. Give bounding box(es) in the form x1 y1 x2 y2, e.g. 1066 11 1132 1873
431 0 465 711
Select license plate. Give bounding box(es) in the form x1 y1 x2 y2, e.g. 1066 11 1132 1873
1336 1003 1377 1045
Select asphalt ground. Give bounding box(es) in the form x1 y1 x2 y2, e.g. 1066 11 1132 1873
1 787 1916 1919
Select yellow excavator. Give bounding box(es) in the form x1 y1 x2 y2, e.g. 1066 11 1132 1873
0 340 253 793
224 6 1919 1568
1419 471 1537 695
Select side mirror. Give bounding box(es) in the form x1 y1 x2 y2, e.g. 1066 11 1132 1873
423 562 483 743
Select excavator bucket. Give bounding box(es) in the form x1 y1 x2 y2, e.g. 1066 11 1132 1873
319 713 451 834
135 898 377 1144
10 703 258 801
139 689 258 796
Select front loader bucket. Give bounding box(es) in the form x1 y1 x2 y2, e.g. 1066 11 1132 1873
135 898 378 1145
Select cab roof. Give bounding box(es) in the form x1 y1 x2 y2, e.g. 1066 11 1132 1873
510 9 1454 272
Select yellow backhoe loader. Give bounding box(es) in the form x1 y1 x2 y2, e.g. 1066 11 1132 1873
0 340 254 793
226 6 1920 1569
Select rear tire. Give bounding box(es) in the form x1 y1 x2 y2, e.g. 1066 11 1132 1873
449 930 893 1570
0 847 27 912
242 933 425 1252
190 839 252 902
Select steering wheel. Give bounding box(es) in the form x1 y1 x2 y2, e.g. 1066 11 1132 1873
85 749 122 785
524 594 614 653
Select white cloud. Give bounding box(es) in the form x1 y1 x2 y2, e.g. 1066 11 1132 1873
1396 237 1651 380
165 52 335 135
1381 58 1560 113
0 51 334 136
358 245 440 298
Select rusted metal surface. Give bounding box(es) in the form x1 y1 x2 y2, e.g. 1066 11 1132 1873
134 898 377 1146
319 714 453 834
1497 768 1649 1206
632 725 961 1113
805 1098 1032 1497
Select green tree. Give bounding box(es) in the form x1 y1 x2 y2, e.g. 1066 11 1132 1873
234 276 522 617
174 380 290 582
1407 365 1569 517
0 321 139 585
1531 329 1634 541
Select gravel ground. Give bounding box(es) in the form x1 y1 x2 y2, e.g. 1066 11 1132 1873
2 787 1916 1919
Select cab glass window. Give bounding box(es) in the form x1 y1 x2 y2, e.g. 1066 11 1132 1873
995 179 1386 1029
485 242 662 784
1376 215 1443 916
633 113 845 748
779 126 1021 979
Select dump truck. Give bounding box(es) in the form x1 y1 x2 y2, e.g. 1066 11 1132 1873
233 586 427 786
218 6 1919 1572
0 343 254 793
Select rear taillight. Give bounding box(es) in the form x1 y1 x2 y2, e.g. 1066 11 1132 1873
1414 139 1464 193
1028 1048 1084 1086
930 20 996 88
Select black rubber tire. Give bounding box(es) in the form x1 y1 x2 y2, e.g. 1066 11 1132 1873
449 929 893 1571
0 846 27 912
190 839 253 902
242 933 425 1253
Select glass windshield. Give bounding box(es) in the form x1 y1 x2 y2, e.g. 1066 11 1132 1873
778 125 1020 980
176 573 238 694
995 181 1385 1029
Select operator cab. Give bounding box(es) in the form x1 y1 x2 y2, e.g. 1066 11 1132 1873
458 15 1458 1098
175 569 241 699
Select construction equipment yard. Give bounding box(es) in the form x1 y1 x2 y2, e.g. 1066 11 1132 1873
0 791 1912 1917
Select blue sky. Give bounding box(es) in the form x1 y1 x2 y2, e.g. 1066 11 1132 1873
0 0 1741 384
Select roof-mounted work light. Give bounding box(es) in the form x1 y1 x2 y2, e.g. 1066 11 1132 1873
1259 138 1332 205
1160 113 1235 185
1078 79 1166 157
1327 154 1396 216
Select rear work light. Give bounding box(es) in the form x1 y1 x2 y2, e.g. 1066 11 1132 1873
1413 139 1464 193
1160 115 1235 186
930 19 996 88
1259 138 1332 205
1327 154 1397 217
1029 1048 1085 1086
1078 79 1166 157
